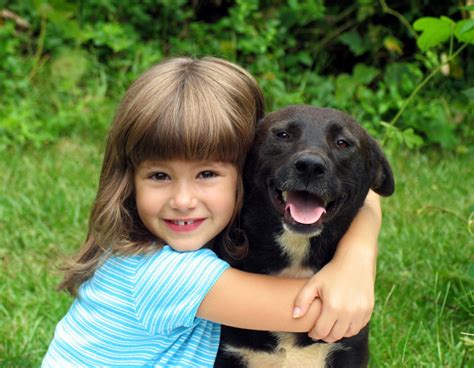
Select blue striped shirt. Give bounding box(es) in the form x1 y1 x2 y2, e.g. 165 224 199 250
42 245 230 367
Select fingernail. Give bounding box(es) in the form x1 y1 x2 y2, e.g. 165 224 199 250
293 307 301 318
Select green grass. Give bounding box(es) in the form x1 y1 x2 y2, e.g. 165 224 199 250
369 151 473 367
0 140 472 367
0 139 101 367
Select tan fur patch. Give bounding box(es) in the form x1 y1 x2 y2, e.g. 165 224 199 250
275 230 314 278
276 230 311 266
223 335 340 368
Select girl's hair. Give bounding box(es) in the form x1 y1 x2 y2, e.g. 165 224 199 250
59 57 264 294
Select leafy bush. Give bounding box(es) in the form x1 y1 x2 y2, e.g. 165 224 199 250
0 0 472 151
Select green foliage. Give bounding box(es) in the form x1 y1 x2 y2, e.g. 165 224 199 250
414 16 474 51
414 17 457 51
0 0 472 151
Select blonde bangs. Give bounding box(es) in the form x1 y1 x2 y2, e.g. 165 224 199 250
122 58 257 168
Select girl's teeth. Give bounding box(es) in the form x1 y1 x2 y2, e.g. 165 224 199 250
174 220 194 226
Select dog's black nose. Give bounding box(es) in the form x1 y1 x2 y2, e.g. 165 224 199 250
294 154 327 177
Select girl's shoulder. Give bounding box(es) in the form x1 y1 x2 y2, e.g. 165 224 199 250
99 245 226 281
138 245 227 273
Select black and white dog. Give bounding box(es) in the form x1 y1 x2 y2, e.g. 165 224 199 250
215 106 394 367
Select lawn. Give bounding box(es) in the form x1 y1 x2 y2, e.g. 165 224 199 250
0 138 472 367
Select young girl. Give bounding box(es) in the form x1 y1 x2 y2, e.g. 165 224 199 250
42 56 381 366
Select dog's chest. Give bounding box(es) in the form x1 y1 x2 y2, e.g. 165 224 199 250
225 231 336 367
224 333 339 368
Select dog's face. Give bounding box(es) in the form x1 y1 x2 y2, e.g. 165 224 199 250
247 105 394 237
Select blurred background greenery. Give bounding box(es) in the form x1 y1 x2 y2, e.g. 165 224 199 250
0 0 473 151
0 0 473 366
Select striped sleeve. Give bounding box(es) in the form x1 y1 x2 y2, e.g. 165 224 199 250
133 246 229 335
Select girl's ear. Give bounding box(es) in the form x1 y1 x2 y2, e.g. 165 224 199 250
368 137 395 197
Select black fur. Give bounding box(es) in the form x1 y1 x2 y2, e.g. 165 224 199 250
215 106 394 367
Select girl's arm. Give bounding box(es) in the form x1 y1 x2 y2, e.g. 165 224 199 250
197 269 322 332
197 190 380 335
293 190 381 342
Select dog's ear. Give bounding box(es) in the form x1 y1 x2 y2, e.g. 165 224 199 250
368 137 395 196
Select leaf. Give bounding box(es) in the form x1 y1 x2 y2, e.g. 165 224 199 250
339 30 368 56
462 87 474 100
440 16 456 27
457 19 474 34
383 36 403 55
401 128 424 149
299 52 313 66
380 123 424 149
353 63 379 85
413 17 454 51
455 19 474 44
334 74 357 106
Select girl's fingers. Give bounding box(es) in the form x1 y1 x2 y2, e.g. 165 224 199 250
346 322 362 337
307 304 366 342
322 319 351 343
307 307 336 341
293 278 320 318
323 314 368 342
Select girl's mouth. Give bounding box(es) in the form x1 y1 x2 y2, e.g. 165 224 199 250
164 218 205 232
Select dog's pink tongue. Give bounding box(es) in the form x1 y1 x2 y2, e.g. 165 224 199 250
285 192 326 225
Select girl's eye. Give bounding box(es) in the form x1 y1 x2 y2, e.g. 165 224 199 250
150 172 170 181
198 170 217 179
336 139 350 148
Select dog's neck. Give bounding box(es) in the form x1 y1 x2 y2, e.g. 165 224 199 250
239 188 367 274
274 231 314 277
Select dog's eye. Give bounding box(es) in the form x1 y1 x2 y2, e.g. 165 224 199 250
275 130 290 140
336 139 350 148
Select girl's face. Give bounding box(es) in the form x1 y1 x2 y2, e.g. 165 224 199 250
134 159 238 252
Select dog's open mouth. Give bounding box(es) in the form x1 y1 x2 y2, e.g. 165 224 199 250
283 191 326 224
268 183 336 234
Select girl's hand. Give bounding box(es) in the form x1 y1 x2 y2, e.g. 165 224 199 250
292 190 380 342
293 254 375 343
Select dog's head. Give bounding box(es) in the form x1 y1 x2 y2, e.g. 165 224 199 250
246 105 394 237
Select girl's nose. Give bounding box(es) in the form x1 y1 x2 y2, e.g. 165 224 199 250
169 183 197 211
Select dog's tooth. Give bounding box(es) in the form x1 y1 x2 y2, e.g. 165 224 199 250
282 191 288 201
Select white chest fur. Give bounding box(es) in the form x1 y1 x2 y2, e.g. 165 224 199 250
223 332 340 368
222 230 341 367
274 230 315 278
